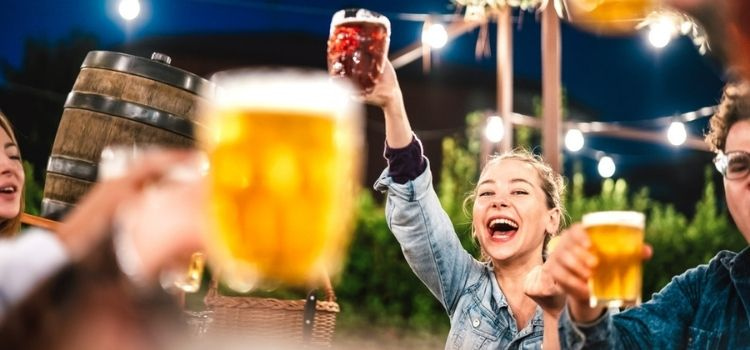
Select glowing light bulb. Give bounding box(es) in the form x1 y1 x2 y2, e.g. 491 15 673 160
648 17 675 48
119 0 141 21
422 23 448 49
565 129 584 152
598 156 615 178
667 121 687 146
484 116 504 143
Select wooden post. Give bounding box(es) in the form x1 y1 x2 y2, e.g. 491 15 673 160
541 4 562 173
497 7 513 154
422 18 431 74
480 113 492 169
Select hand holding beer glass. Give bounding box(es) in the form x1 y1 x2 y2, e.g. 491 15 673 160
582 211 645 308
200 69 363 292
327 8 390 94
100 145 208 293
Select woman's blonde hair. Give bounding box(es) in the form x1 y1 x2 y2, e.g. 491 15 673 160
463 148 566 262
0 109 24 237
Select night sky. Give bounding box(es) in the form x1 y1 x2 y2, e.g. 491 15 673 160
0 0 731 213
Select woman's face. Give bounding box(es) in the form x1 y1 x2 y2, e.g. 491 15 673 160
472 159 559 265
0 127 24 220
723 119 750 243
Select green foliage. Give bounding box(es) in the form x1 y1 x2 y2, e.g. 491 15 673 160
437 111 482 255
643 167 744 296
337 192 449 333
22 160 43 215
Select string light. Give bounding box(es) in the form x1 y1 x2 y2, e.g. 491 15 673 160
565 129 584 152
667 121 687 146
484 116 505 143
118 0 141 21
647 15 675 48
598 156 616 178
638 10 709 53
422 22 448 49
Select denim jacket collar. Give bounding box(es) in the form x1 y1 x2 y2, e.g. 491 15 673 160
488 266 509 311
488 264 545 331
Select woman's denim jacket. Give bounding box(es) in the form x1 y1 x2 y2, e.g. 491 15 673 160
559 246 750 349
375 164 545 349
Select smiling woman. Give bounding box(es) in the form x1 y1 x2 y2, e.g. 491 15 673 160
0 110 25 237
368 60 567 349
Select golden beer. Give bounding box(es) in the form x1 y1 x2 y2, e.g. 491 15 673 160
201 69 362 291
583 211 645 308
560 0 658 35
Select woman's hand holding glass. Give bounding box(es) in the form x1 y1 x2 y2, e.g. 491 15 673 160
96 146 208 292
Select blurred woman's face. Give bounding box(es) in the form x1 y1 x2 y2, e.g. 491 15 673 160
472 159 559 266
0 128 24 220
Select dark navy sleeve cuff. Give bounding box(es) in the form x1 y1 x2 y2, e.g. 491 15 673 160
383 134 427 184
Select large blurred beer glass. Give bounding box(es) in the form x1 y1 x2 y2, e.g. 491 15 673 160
560 0 659 35
327 8 390 94
201 69 363 291
582 211 645 308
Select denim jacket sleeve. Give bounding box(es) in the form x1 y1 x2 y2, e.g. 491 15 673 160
560 263 708 349
374 162 481 315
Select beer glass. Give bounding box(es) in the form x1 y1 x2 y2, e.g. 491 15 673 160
559 0 659 35
201 68 363 292
327 8 390 94
582 211 645 308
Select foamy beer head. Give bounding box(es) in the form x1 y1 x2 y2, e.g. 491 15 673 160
582 210 645 307
582 210 645 230
201 69 363 291
558 0 658 35
327 8 391 94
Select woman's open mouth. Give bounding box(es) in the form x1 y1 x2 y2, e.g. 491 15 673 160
487 218 518 241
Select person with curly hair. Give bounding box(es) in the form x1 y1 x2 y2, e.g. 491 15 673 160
541 81 750 349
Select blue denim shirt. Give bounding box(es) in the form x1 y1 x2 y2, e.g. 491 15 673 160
375 164 545 349
559 246 750 349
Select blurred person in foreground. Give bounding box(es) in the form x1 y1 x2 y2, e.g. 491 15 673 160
0 142 206 350
541 81 750 348
665 0 750 81
368 60 566 349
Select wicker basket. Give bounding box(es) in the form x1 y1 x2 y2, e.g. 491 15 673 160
202 277 339 348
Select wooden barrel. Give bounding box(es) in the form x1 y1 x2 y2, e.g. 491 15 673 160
42 51 214 219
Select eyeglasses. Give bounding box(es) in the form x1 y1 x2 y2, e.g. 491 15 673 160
714 151 750 180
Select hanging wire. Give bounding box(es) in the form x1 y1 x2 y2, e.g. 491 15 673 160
188 0 461 22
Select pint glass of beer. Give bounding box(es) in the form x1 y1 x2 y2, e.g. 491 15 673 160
582 210 645 308
559 0 659 35
327 8 390 94
200 68 363 291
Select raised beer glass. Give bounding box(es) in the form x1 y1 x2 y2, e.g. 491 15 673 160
200 68 363 291
582 210 645 308
327 8 390 94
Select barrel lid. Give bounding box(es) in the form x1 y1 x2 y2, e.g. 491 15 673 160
81 51 215 98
